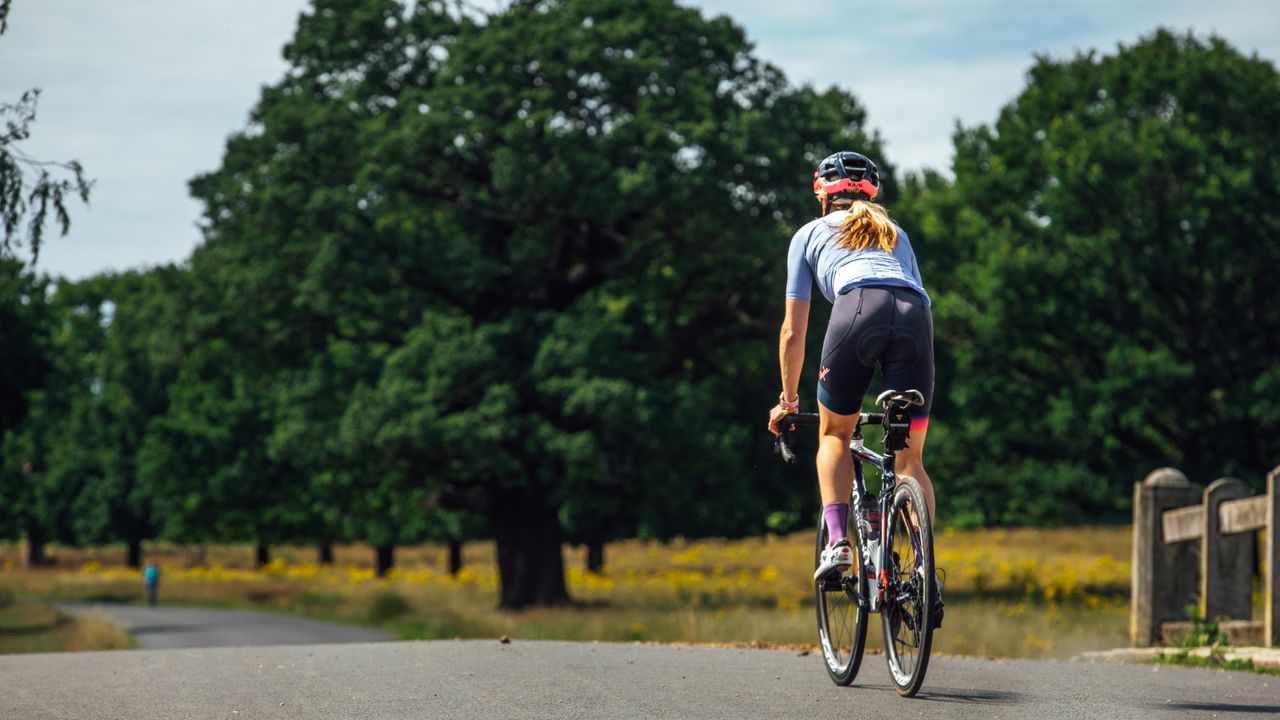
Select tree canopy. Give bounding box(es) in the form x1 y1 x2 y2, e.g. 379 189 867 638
900 29 1280 524
174 0 884 606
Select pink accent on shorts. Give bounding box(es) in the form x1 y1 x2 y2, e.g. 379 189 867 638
910 416 930 433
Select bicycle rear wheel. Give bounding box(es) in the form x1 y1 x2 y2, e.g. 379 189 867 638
881 476 935 697
814 507 868 686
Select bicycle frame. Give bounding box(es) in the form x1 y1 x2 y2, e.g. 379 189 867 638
775 409 904 614
849 426 894 613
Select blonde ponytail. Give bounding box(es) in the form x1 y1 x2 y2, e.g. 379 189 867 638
832 199 897 252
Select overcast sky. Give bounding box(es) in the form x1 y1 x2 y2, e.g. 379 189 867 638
2 1 1277 280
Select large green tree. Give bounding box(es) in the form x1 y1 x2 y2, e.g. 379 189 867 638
187 0 886 607
139 336 310 564
180 0 434 566
0 268 119 564
58 269 187 566
0 4 98 563
0 259 57 563
1 268 185 565
348 0 888 606
903 30 1280 524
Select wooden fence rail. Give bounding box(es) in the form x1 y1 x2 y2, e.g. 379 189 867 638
1130 466 1279 648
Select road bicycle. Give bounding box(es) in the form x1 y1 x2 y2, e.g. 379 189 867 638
775 389 936 697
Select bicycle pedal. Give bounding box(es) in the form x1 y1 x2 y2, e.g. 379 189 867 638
822 576 844 592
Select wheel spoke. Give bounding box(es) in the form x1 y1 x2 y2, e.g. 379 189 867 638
815 515 866 685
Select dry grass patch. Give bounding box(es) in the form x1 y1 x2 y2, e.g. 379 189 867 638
0 600 135 654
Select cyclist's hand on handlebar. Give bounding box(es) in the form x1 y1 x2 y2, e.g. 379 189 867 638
767 403 793 436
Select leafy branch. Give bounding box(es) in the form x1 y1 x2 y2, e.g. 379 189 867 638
0 89 94 262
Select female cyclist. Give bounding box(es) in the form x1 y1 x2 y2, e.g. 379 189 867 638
767 151 936 582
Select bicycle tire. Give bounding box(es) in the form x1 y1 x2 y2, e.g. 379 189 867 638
880 476 935 697
814 507 868 686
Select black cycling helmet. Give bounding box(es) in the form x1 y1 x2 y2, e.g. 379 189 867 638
813 151 881 204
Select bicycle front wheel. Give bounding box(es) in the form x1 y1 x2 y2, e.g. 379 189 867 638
814 507 868 686
881 476 936 697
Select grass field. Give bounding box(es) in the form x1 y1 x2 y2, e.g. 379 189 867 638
0 526 1133 659
0 590 135 654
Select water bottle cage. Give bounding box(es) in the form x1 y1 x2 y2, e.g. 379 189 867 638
883 406 912 451
861 509 882 542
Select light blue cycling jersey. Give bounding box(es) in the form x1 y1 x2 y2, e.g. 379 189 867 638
785 212 930 306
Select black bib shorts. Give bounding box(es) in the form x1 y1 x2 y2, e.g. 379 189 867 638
816 285 934 424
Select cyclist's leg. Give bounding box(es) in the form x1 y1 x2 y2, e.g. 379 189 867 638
896 425 932 521
816 399 858 508
816 288 889 525
880 288 936 522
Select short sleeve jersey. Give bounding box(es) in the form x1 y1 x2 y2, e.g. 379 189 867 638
785 212 930 305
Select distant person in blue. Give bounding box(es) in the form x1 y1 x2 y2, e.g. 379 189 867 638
143 563 160 607
767 151 937 585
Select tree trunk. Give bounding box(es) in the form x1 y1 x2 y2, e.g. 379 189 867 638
126 537 143 569
318 543 335 565
448 538 463 576
489 487 570 609
24 528 48 568
255 542 270 568
586 539 605 575
191 544 208 567
375 543 395 577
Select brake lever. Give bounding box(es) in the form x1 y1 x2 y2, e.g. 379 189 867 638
775 422 798 464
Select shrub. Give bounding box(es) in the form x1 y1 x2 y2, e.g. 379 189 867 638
367 591 412 622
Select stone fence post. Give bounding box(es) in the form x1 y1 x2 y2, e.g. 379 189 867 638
1130 468 1200 647
1200 478 1253 623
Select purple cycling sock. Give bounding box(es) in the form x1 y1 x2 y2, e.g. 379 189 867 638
823 503 849 545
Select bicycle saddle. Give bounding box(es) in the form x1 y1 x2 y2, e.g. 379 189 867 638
876 389 925 408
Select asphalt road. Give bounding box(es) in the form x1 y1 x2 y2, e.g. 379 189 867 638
56 602 392 649
3 639 1277 720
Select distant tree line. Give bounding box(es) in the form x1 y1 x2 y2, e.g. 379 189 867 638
2 0 1277 609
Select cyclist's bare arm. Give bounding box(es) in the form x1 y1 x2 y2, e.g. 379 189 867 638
778 298 809 402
